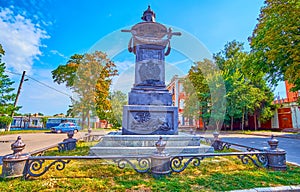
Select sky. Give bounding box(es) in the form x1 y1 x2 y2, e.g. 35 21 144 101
0 0 286 115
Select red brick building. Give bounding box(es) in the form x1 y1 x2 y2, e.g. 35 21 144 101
260 81 300 130
167 75 204 128
168 75 300 130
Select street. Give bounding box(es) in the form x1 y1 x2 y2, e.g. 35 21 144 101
220 134 300 166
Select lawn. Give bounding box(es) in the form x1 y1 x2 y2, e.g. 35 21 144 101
0 142 299 191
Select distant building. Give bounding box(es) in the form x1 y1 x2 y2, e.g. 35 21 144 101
166 75 204 128
12 114 44 129
260 81 300 130
168 75 300 130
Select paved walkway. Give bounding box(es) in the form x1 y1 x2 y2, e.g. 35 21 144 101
229 185 300 192
0 130 109 165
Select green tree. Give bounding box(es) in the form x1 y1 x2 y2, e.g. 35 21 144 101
52 51 118 128
214 41 275 130
184 59 226 130
0 44 18 129
52 54 84 87
108 90 127 127
214 41 248 130
183 60 211 129
250 0 300 93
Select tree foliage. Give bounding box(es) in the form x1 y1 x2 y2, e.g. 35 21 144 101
250 0 300 91
184 59 226 130
184 41 275 130
52 54 83 87
183 60 210 128
214 41 275 130
108 90 127 127
52 51 118 128
0 44 18 128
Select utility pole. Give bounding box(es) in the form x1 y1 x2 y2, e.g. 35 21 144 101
6 71 26 131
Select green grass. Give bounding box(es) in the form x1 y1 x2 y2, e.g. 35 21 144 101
1 142 299 191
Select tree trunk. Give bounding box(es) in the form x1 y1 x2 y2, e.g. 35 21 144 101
87 111 90 129
241 110 245 131
216 120 219 131
254 114 257 131
231 116 234 131
81 112 85 129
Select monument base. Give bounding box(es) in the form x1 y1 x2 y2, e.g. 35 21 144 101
128 86 172 106
122 105 178 135
89 133 214 156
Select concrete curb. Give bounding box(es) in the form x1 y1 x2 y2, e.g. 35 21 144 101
246 133 300 140
229 185 300 192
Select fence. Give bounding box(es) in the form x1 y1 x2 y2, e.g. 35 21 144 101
1 132 287 179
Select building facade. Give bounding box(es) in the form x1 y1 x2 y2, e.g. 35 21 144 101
11 115 44 129
168 75 300 130
261 81 300 130
167 75 204 128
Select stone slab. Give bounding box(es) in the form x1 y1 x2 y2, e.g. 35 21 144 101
128 90 172 106
89 133 214 156
92 134 201 147
89 146 213 156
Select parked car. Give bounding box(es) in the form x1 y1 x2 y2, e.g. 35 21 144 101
51 122 81 133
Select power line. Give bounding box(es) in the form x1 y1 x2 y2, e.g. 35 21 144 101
5 70 73 98
25 75 72 98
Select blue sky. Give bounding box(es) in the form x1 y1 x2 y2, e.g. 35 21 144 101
0 0 285 115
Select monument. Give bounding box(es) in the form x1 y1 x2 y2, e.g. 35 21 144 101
121 6 181 135
89 6 213 156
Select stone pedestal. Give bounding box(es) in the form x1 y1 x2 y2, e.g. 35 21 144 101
122 105 178 135
1 136 30 178
266 136 287 171
2 154 30 178
151 155 171 178
120 6 181 136
266 149 287 171
58 131 77 151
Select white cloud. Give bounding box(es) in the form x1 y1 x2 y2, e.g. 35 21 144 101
50 49 68 59
114 60 134 72
0 7 49 74
170 59 190 66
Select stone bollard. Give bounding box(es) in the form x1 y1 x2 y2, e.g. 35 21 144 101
84 128 92 142
266 135 287 171
58 131 77 151
212 131 221 151
1 136 30 178
151 136 171 178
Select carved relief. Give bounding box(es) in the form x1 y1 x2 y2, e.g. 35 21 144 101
130 111 172 132
134 112 151 123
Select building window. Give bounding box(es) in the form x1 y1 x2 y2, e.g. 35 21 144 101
179 83 183 92
180 99 184 109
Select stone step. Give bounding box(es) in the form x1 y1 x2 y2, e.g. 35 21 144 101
89 145 214 156
94 134 201 147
